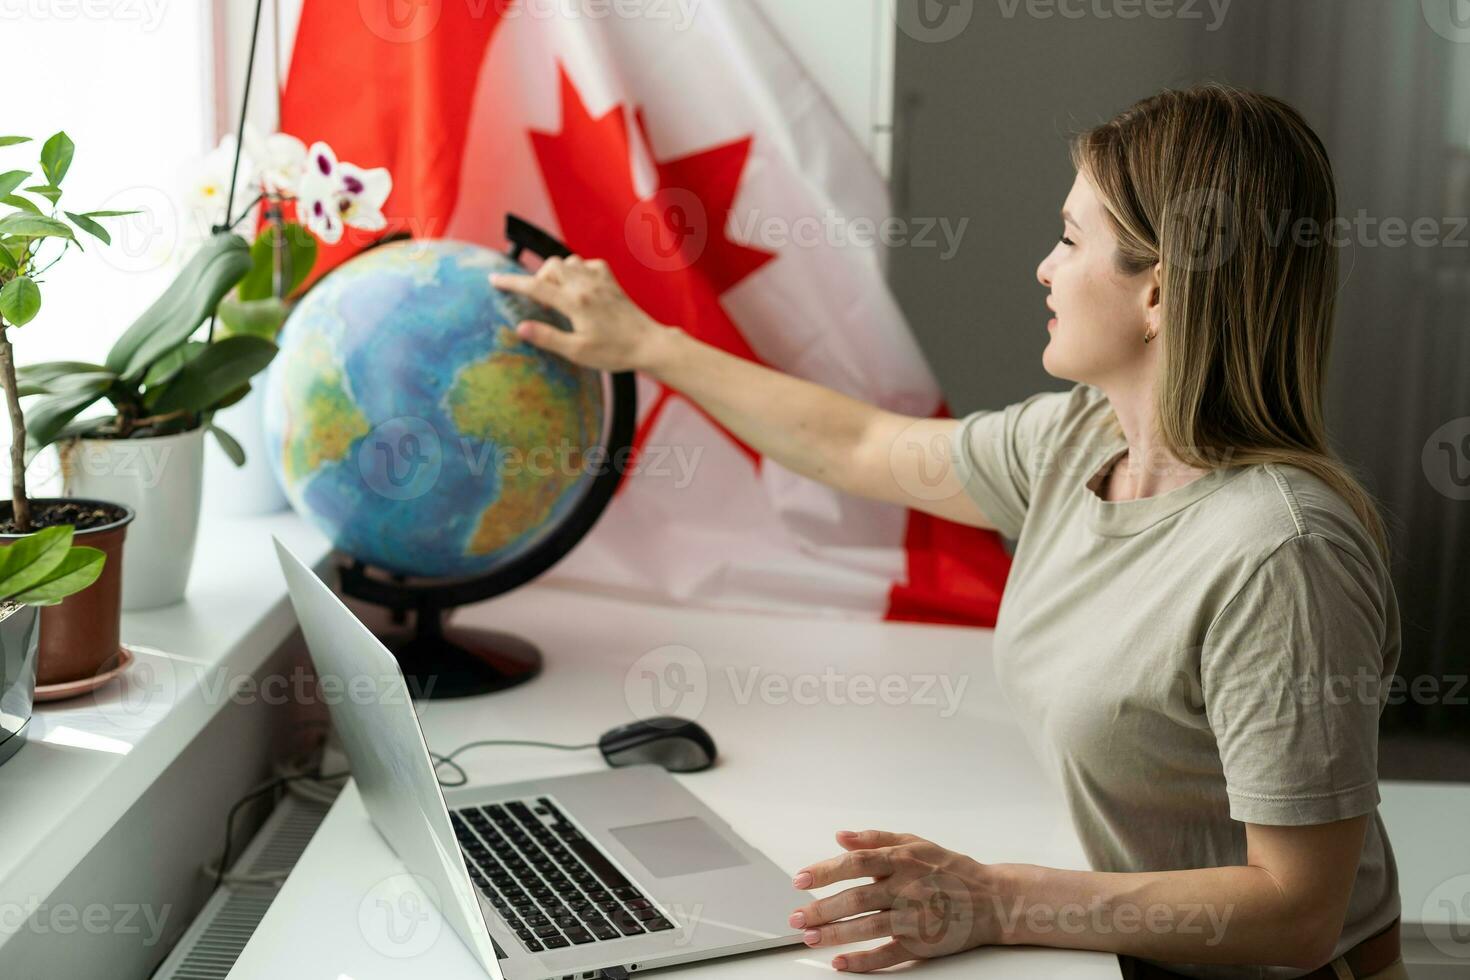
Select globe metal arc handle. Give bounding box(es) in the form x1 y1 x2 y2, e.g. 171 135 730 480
500 212 638 575
337 217 640 610
505 214 573 264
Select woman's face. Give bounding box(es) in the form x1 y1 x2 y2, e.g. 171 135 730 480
1035 172 1159 386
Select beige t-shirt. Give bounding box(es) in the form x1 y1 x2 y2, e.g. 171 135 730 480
952 383 1400 979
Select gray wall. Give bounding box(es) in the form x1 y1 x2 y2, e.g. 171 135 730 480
889 2 1251 411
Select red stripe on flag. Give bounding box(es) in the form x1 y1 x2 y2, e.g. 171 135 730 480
280 1 509 280
884 404 1011 627
885 510 1010 627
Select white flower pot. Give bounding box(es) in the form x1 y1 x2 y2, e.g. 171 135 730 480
203 384 288 517
60 428 205 611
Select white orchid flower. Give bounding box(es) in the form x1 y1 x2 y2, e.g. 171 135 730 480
244 127 308 195
182 132 263 257
184 133 258 236
337 162 392 230
297 141 392 245
298 142 345 243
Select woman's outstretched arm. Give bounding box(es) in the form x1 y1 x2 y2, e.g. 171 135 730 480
491 255 994 529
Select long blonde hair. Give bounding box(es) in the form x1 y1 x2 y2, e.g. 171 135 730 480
1071 84 1390 561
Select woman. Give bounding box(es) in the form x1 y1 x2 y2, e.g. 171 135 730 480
490 85 1404 979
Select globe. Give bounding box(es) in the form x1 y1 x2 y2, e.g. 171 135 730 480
263 238 608 580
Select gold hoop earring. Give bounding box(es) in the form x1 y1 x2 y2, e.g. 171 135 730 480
1143 329 1157 345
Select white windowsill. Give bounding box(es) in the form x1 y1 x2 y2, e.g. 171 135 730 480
0 508 330 948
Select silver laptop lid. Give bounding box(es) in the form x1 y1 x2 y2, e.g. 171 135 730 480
273 538 504 978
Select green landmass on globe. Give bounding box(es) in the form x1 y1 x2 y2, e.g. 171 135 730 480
264 239 606 579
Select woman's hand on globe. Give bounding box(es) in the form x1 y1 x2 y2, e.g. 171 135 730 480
490 256 666 373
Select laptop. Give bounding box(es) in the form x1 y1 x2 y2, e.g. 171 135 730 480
273 539 805 979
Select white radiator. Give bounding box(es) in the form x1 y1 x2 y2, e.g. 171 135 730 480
151 794 333 980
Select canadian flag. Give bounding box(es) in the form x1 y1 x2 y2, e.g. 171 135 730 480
280 0 1010 626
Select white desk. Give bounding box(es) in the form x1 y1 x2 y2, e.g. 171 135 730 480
231 584 1120 978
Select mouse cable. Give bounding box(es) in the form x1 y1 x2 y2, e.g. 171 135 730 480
207 763 350 892
430 739 598 788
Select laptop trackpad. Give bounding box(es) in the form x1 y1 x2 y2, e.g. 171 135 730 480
609 817 750 878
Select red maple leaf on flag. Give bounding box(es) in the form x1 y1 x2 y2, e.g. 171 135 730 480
529 66 776 472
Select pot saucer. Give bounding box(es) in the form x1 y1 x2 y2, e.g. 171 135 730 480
34 645 135 703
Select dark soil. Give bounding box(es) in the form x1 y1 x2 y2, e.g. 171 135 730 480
0 499 129 535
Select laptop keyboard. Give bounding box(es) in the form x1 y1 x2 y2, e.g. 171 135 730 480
451 797 674 953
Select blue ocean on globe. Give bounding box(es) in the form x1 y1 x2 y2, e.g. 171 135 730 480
263 239 606 579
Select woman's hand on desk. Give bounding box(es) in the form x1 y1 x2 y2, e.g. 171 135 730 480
788 830 1006 972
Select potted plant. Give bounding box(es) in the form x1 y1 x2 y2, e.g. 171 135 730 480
0 131 143 685
18 229 273 610
0 524 105 765
2 130 271 611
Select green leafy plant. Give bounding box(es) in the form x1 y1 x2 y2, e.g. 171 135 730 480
0 132 138 532
0 524 104 606
216 220 318 341
18 230 273 460
0 132 278 535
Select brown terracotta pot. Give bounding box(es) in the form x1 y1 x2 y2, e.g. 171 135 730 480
0 498 134 687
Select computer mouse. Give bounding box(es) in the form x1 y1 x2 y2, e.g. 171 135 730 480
598 716 717 773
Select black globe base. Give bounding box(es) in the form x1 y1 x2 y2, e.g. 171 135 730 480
337 564 545 700
375 615 543 700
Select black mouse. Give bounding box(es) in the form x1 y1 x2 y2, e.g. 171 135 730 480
598 716 717 773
